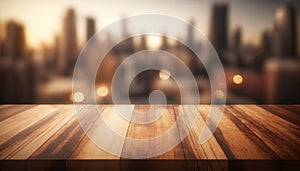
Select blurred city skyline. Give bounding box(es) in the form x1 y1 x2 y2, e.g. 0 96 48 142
0 0 300 52
0 0 299 104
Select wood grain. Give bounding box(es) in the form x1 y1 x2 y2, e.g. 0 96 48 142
0 104 299 171
121 105 186 171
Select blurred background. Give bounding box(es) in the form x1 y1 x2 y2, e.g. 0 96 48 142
0 0 299 104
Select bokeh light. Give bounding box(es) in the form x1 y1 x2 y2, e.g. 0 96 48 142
97 86 109 97
159 70 171 80
233 74 243 85
73 92 85 102
214 90 224 100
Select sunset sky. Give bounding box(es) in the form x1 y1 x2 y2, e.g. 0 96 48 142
0 0 299 49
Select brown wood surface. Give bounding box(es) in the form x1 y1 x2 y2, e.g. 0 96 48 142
0 105 299 171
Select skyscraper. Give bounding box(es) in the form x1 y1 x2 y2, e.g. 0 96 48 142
186 19 195 49
209 3 228 63
86 17 95 41
0 21 36 103
5 21 26 59
140 34 147 50
52 34 60 71
160 35 169 50
185 20 201 74
113 17 134 55
61 8 77 76
260 30 272 59
232 26 243 67
233 26 242 52
273 4 297 58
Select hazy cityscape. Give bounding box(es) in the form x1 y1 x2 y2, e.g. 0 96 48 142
0 0 299 104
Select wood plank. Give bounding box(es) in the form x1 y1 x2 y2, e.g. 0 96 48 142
0 105 61 147
192 105 228 171
121 105 183 159
174 105 202 160
199 105 279 159
26 105 105 171
198 105 281 170
0 105 34 122
68 105 128 171
234 105 300 159
280 105 300 115
0 105 71 159
174 105 224 171
121 105 185 171
10 105 79 160
84 105 132 158
28 115 81 159
0 104 299 171
0 105 11 110
70 132 119 159
29 105 105 159
0 105 72 171
259 105 300 126
0 105 14 113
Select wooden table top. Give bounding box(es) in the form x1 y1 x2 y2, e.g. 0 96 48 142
0 104 299 171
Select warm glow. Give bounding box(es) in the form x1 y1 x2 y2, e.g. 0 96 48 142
73 92 84 102
159 70 170 80
147 35 162 49
0 0 267 48
69 93 73 102
214 90 224 100
275 8 285 24
97 86 109 97
233 74 243 85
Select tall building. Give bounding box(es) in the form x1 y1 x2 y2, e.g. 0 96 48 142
186 19 195 49
260 30 272 59
61 8 77 76
0 21 36 103
52 34 60 71
140 34 147 50
209 3 228 63
273 4 297 58
113 17 134 55
160 35 169 50
5 21 26 59
185 20 201 74
86 17 95 41
232 26 243 67
233 26 242 52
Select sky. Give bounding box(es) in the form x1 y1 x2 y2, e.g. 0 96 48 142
0 0 299 49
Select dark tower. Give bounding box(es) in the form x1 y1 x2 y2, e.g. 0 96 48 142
209 3 228 63
186 19 195 49
113 16 134 55
273 4 297 58
233 26 242 52
5 21 26 59
160 35 169 50
0 21 36 103
61 8 77 75
260 30 272 59
86 17 95 41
